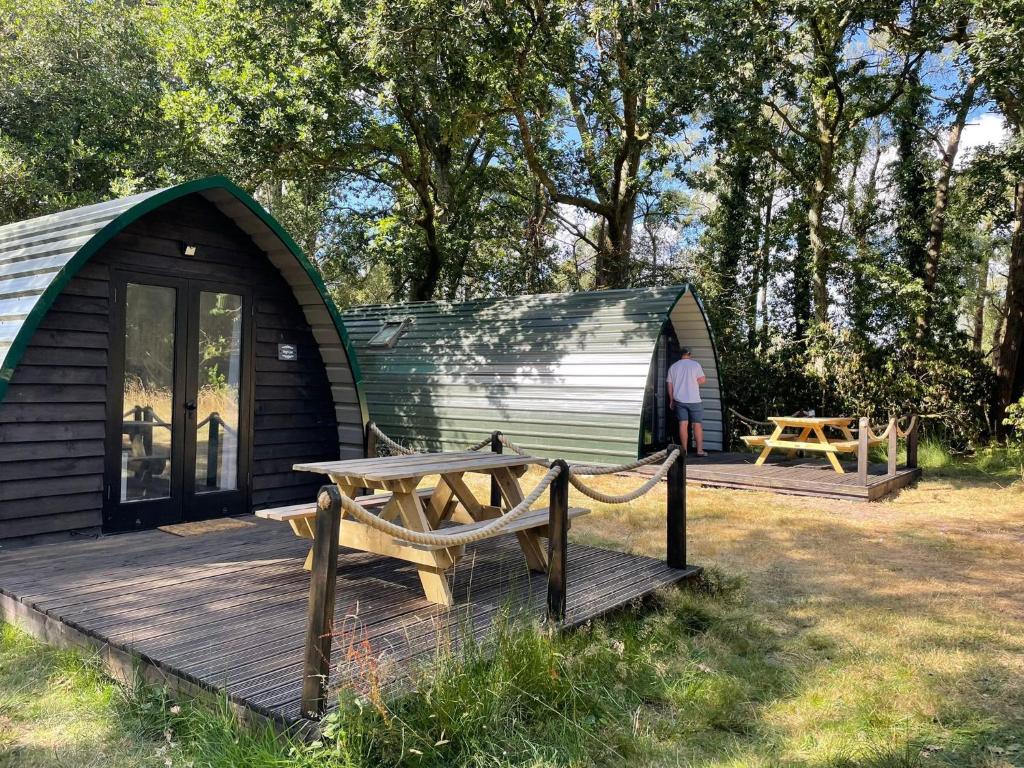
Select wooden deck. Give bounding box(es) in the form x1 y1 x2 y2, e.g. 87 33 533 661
656 451 920 500
0 518 698 725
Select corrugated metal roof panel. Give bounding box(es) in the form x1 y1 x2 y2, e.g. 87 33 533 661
343 285 724 464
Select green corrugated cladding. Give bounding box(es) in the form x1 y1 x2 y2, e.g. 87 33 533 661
0 176 368 456
342 285 724 465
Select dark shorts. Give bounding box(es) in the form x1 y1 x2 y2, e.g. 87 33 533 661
674 402 704 424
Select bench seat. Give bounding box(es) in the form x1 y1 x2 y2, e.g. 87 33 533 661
255 488 435 523
739 435 769 446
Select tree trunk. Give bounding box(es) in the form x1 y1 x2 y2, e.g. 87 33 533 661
793 221 813 340
973 246 990 353
994 178 1024 434
750 184 775 348
808 133 836 327
917 77 977 340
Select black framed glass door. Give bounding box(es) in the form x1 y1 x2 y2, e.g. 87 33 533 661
104 274 252 532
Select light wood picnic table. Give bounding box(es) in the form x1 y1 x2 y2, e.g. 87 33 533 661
754 416 857 474
293 451 552 606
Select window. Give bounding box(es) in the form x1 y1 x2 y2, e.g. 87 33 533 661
368 318 410 348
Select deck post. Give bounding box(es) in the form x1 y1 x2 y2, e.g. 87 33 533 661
857 417 869 484
906 415 919 469
546 459 570 625
365 420 378 458
301 485 342 719
206 413 220 489
490 430 503 508
666 444 687 569
887 417 898 477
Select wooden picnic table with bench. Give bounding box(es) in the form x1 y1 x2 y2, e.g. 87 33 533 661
740 415 885 474
256 451 589 606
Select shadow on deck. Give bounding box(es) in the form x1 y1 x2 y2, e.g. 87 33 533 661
0 519 698 725
638 451 921 500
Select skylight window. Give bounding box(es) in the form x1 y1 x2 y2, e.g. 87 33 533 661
368 318 410 348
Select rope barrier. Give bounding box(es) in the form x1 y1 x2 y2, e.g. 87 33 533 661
570 448 671 476
568 449 680 504
333 463 564 547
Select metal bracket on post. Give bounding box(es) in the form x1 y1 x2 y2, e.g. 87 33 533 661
490 430 503 508
300 485 342 719
666 445 687 569
857 417 870 484
546 459 570 625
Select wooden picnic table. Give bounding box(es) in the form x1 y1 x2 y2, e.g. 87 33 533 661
751 416 858 474
293 451 553 606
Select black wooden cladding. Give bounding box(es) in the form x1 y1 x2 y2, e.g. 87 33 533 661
0 194 341 541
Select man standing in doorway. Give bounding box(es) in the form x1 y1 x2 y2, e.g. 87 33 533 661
667 348 707 456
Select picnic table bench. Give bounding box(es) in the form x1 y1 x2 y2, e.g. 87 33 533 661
743 416 884 474
257 451 589 606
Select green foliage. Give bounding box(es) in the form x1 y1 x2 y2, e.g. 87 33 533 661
1000 396 1024 479
0 0 182 223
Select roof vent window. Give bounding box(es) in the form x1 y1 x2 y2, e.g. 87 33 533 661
368 318 410 348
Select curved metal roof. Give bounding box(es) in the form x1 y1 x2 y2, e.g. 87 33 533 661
0 177 367 434
342 285 723 464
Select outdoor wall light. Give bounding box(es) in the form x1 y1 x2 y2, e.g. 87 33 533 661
183 243 198 256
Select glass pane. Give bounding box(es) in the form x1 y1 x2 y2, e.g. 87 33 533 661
194 292 243 493
121 284 176 502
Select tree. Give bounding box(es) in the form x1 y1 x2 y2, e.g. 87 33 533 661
0 0 175 223
160 0 531 301
968 0 1024 428
499 0 726 288
759 1 924 327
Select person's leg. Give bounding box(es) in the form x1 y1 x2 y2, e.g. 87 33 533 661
678 420 689 453
688 402 706 455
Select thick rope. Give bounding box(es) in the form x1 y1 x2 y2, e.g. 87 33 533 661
570 448 671 476
370 423 494 455
568 449 680 504
332 464 563 547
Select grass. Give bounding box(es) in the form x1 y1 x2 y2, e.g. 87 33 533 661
2 449 1023 767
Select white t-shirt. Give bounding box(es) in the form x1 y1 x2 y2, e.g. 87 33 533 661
667 358 705 403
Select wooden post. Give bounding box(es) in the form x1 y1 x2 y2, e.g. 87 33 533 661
206 413 220 489
906 415 919 469
301 485 342 719
490 431 503 509
546 459 569 625
666 444 687 569
887 417 898 477
365 421 378 458
142 406 154 455
857 417 869 484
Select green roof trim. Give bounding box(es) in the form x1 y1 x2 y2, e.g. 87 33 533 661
0 175 366 425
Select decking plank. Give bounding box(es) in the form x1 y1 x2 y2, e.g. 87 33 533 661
0 521 698 725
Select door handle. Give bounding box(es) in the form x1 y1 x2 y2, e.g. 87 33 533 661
184 401 197 413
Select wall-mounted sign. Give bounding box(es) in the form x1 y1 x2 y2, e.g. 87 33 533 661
277 343 298 362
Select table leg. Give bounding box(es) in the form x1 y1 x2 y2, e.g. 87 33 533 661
491 467 548 572
389 488 454 606
813 426 845 474
425 479 458 527
755 424 784 466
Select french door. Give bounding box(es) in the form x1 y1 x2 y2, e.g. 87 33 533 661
103 273 253 532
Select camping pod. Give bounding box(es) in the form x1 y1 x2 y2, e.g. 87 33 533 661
0 177 366 543
342 286 724 465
